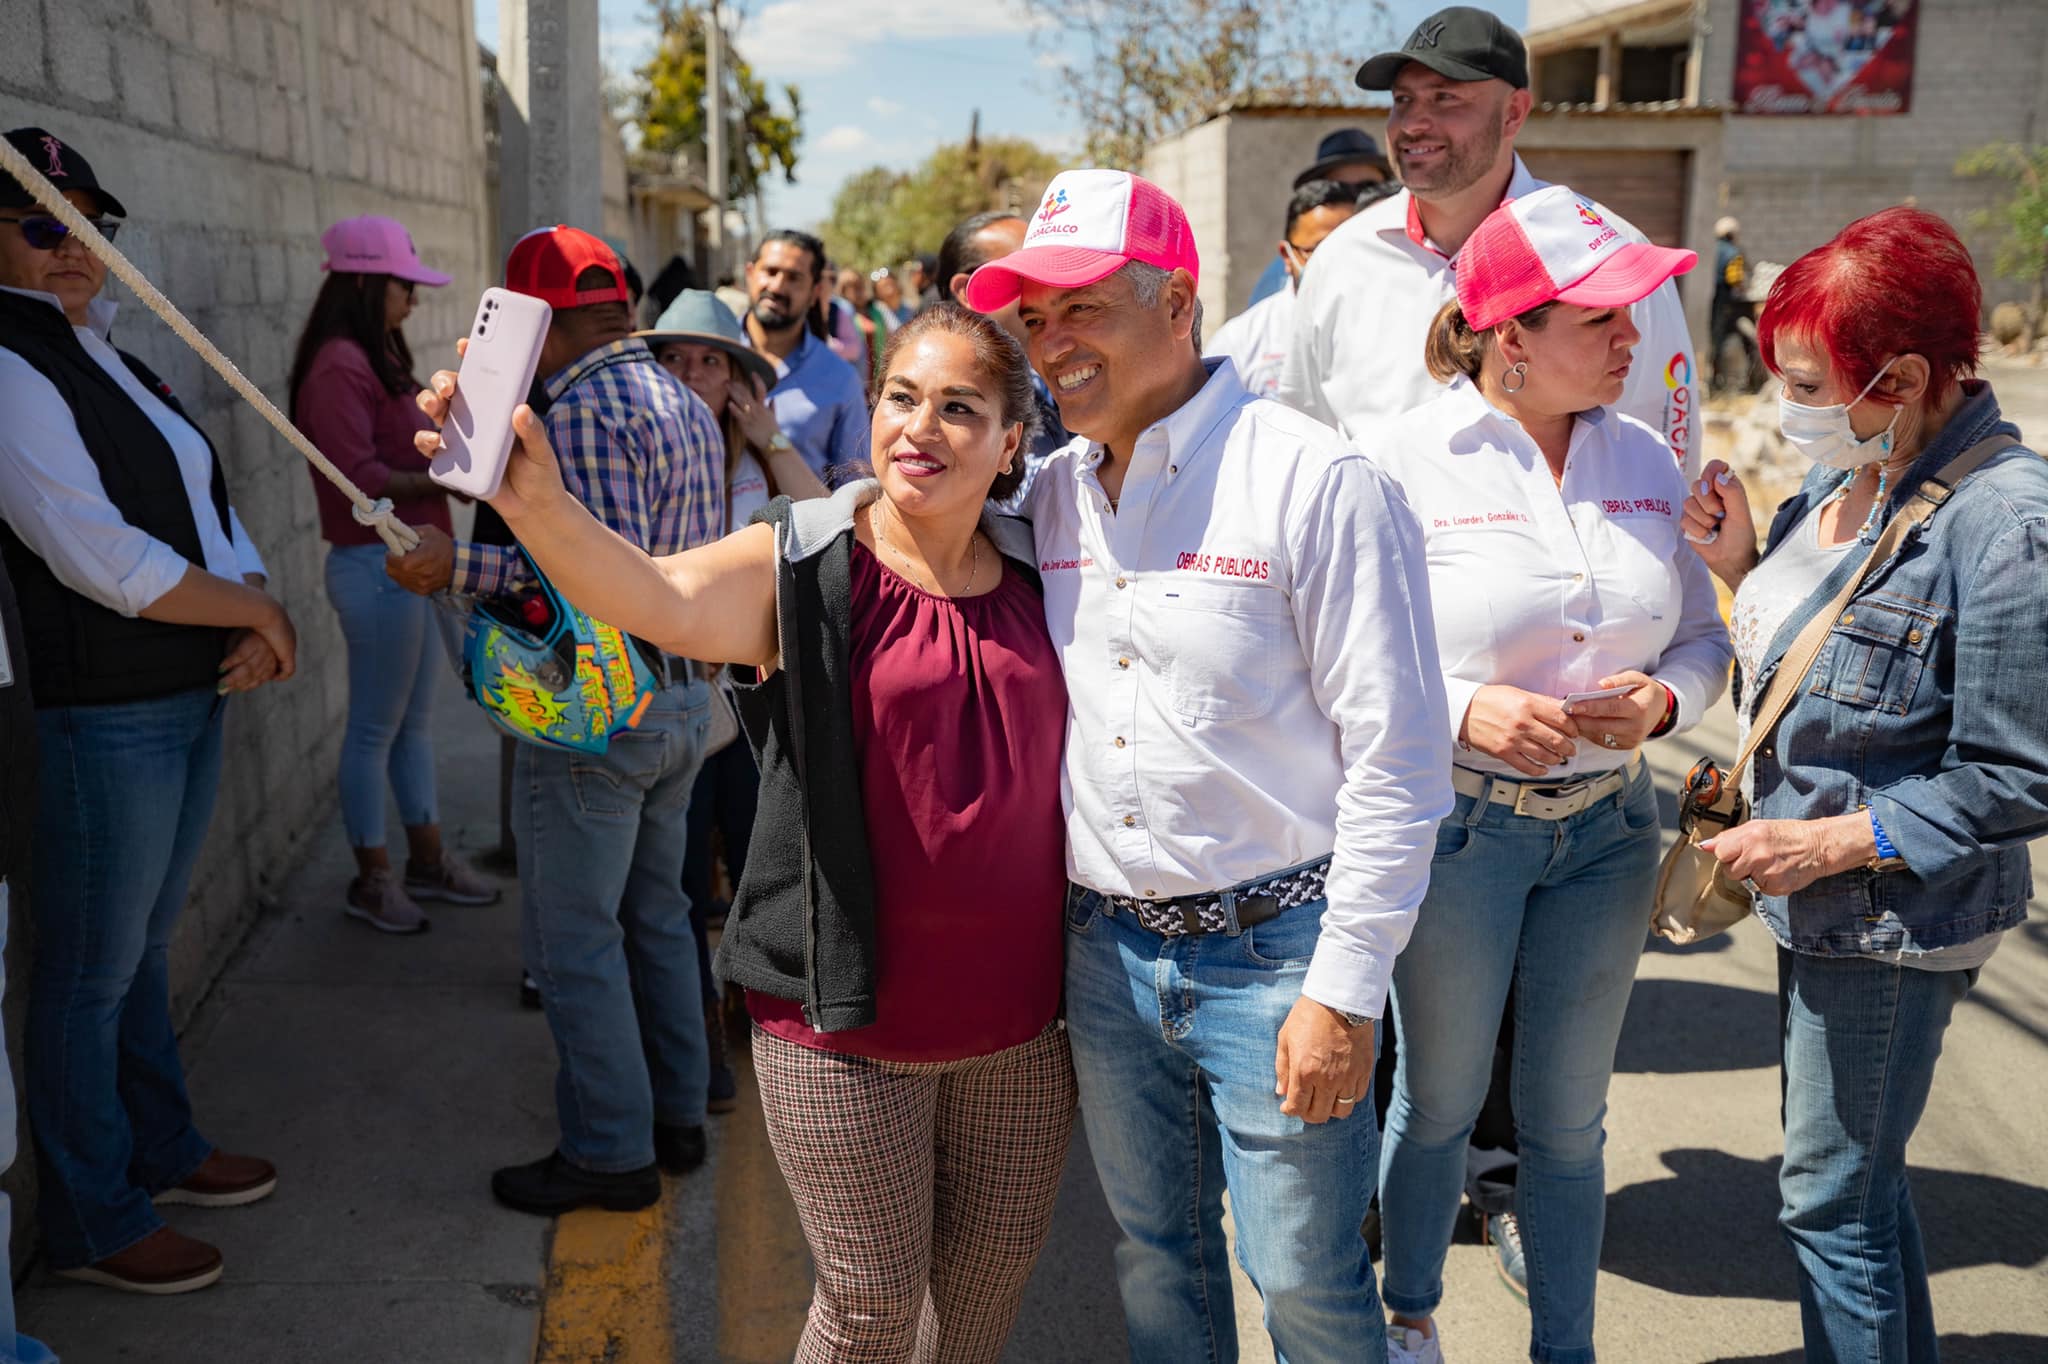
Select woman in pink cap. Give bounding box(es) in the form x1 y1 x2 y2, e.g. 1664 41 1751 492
1366 185 1731 1364
288 215 499 933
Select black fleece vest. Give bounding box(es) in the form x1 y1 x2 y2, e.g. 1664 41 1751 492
0 554 33 888
0 291 232 707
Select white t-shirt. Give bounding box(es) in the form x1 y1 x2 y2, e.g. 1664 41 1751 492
727 449 771 533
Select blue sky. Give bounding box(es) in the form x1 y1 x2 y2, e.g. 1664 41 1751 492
474 0 1529 232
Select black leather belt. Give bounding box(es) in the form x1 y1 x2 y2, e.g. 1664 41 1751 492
631 638 699 690
1099 857 1333 937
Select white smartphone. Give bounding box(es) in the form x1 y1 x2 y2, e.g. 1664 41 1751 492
430 287 552 501
1562 684 1638 707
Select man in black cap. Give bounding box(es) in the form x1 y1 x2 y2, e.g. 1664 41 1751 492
1280 6 1696 465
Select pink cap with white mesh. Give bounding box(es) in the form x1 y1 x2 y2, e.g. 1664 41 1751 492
961 169 1200 312
1457 184 1695 332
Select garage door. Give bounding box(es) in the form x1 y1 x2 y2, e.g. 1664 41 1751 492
1516 149 1689 247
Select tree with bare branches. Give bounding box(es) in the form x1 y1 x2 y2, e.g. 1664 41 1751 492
1022 0 1393 169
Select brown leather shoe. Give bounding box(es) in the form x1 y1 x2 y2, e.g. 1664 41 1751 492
58 1226 222 1295
155 1151 278 1208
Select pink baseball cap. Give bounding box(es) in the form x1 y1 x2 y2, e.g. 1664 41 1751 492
1456 185 1694 332
319 215 452 286
962 169 1199 313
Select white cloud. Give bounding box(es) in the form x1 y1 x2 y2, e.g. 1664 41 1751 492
867 96 905 117
1033 48 1066 71
741 0 1036 77
817 124 874 152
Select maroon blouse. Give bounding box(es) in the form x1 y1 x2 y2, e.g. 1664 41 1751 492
749 541 1070 1063
295 337 453 546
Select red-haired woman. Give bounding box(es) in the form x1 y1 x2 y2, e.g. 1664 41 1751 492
1684 207 2048 1362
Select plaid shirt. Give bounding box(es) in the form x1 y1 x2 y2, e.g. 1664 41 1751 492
451 338 725 597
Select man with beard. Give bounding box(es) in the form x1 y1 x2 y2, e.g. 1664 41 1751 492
743 230 869 480
1278 7 1697 475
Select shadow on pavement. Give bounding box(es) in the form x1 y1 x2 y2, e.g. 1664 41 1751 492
1615 978 1779 1074
1709 1333 2048 1363
1604 1148 2048 1301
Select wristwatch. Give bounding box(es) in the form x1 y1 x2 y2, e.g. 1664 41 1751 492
765 432 795 455
1332 1007 1372 1029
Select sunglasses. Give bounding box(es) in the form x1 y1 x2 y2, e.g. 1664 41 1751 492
0 213 120 250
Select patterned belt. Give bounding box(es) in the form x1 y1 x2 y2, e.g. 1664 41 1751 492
1101 857 1333 937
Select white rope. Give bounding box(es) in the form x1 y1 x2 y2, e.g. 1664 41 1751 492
0 139 421 555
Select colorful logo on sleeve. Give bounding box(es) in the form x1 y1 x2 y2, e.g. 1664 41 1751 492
1662 351 1694 469
1037 188 1072 223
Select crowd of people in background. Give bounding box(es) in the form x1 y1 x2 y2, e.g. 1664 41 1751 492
0 5 2044 1364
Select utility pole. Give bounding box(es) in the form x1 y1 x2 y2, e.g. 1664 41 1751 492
498 0 603 259
706 0 728 274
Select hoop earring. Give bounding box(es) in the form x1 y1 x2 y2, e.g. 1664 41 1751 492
1002 460 1015 475
1502 361 1528 394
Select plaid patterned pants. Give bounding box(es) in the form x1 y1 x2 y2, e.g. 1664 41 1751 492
752 1023 1077 1363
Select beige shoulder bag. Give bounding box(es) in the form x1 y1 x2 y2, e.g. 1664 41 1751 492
1650 434 2013 944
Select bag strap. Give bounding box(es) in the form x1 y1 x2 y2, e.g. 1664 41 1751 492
1728 433 2014 787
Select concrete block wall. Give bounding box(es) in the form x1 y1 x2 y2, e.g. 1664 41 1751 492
1698 0 2048 307
0 0 489 1247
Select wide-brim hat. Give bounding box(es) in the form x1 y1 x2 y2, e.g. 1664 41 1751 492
634 289 777 391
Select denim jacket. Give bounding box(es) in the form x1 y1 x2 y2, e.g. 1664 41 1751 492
1744 382 2048 956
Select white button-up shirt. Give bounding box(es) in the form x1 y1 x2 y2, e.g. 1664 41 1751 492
1203 284 1294 399
1279 157 1701 477
1370 380 1731 779
1027 360 1453 1018
0 287 265 615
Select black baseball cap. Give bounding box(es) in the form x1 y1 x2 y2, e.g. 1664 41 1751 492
1294 129 1391 188
0 127 129 218
1357 6 1530 92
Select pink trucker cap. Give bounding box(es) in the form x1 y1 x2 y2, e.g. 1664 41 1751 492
1456 185 1694 332
962 169 1199 312
319 215 452 287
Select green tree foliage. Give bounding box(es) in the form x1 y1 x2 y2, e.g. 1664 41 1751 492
1957 142 2048 306
632 1 802 197
820 137 1066 270
1021 0 1391 170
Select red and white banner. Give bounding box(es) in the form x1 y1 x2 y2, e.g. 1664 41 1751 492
1732 0 1917 116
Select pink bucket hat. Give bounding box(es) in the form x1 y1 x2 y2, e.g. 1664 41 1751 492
1456 185 1694 332
962 169 1199 312
319 215 452 286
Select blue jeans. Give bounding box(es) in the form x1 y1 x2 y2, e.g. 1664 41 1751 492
0 883 59 1364
1064 889 1384 1364
1380 763 1660 1364
27 688 224 1268
324 544 450 848
515 679 712 1171
1778 948 1973 1364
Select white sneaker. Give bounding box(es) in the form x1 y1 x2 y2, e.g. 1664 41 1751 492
1388 1321 1444 1364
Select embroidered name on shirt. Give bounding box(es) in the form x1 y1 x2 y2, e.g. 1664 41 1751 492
1602 497 1673 517
1174 551 1270 580
1040 555 1094 572
1434 511 1531 529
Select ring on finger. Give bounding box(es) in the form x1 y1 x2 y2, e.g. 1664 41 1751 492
1335 1095 1358 1105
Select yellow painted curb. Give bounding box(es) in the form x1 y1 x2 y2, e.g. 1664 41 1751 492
535 1196 674 1364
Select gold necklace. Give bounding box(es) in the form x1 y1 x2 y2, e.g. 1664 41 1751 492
874 506 980 597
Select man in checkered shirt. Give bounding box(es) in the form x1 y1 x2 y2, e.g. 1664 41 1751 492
390 225 727 1216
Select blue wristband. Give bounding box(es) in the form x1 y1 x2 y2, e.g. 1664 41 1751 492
1869 808 1899 862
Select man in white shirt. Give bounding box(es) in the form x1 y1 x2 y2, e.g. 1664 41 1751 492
1279 6 1700 476
965 168 1452 1364
1204 179 1360 399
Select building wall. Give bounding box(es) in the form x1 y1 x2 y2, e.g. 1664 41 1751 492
0 0 489 1245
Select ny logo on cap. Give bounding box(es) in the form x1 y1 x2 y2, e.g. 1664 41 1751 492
39 135 67 178
1037 188 1071 223
1412 18 1447 48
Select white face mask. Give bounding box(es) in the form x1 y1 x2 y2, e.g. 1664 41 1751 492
1778 358 1901 469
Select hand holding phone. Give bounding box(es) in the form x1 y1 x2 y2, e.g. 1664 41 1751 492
429 288 551 500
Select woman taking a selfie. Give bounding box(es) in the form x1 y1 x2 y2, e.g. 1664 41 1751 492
417 303 1073 1364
